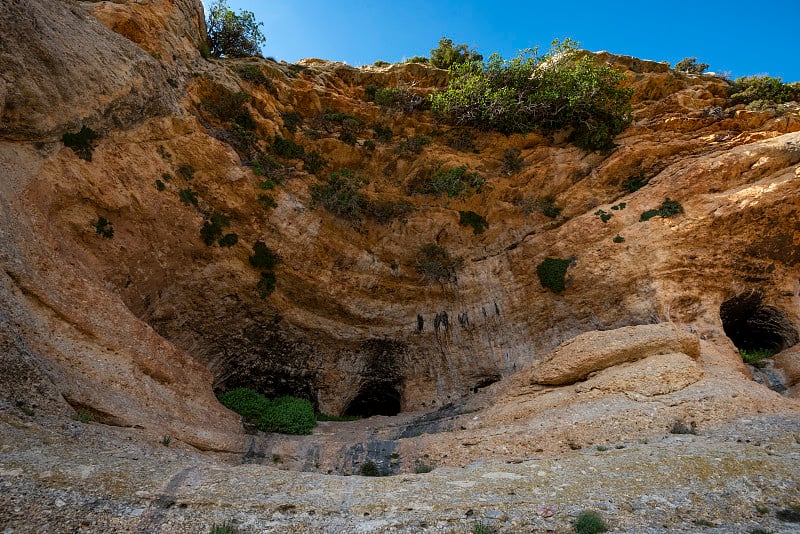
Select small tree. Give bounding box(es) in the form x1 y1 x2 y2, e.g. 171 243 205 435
674 57 709 74
430 36 482 70
206 0 266 58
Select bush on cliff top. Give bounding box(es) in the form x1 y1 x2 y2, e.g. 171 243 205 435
430 39 633 151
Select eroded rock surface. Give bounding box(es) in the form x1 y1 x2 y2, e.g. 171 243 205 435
0 1 799 529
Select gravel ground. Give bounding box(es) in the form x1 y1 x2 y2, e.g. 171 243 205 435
1 406 800 533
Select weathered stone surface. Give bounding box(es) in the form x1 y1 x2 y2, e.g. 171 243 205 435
574 351 703 396
0 0 177 140
774 345 800 398
526 323 700 386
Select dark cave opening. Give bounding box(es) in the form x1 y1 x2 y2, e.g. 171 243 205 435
343 383 401 418
719 292 799 353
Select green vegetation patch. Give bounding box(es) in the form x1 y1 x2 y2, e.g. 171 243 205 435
536 257 571 293
459 210 489 234
94 217 114 238
200 212 231 246
218 388 316 434
310 169 368 224
739 348 774 368
729 75 800 106
639 198 683 221
62 126 98 162
409 165 485 198
258 396 316 435
573 510 608 534
249 241 278 270
272 136 305 159
415 243 464 284
430 39 632 151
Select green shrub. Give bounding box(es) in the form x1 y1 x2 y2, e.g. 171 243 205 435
573 510 608 534
366 199 415 224
429 36 482 70
373 124 393 142
217 387 270 423
310 169 368 224
155 179 166 191
471 522 495 534
536 257 571 293
249 241 278 270
777 504 800 523
179 188 198 206
208 524 238 534
258 396 316 435
363 139 376 150
233 64 271 87
459 210 489 234
500 148 524 174
613 234 625 243
201 87 253 129
409 165 485 198
258 193 277 210
62 126 98 161
729 75 800 106
740 348 773 368
444 128 476 152
373 60 391 67
670 420 697 435
206 0 265 58
394 135 431 158
272 136 305 159
218 233 238 247
200 213 230 246
622 174 649 193
71 411 93 423
280 111 302 132
94 217 114 238
521 197 562 218
303 149 326 174
673 57 709 74
359 461 381 476
430 39 633 151
316 413 361 422
177 164 195 180
406 55 429 64
416 243 464 284
340 130 357 145
594 209 612 223
161 435 171 447
257 271 276 298
639 198 683 221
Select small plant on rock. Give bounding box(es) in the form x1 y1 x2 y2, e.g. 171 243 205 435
161 435 171 447
415 243 464 284
740 348 774 368
200 212 231 246
673 57 709 74
573 510 608 534
94 217 114 238
249 241 278 270
536 257 571 293
459 210 489 234
71 411 92 423
359 461 381 477
208 522 239 534
63 126 98 161
179 188 199 206
640 198 683 221
310 169 368 225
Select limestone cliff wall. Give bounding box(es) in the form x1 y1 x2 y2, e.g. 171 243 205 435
1 0 799 451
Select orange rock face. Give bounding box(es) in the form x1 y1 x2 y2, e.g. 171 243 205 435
1 0 798 453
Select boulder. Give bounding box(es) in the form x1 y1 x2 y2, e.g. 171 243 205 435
528 323 700 386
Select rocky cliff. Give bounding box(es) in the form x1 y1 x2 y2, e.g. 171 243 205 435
2 1 800 531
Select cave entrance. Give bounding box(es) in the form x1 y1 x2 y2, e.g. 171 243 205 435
343 383 401 418
720 291 799 352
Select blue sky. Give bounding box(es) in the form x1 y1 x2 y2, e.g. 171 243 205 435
208 1 800 82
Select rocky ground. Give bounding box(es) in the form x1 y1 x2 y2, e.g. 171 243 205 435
2 406 800 533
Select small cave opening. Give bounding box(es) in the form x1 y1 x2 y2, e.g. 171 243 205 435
343 383 401 418
719 291 799 353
